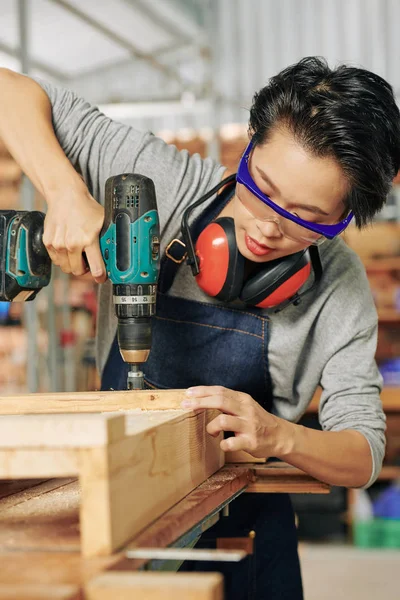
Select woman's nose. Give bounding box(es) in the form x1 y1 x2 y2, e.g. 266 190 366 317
257 218 283 239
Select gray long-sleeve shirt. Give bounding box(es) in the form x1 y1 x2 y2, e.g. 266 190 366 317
34 78 386 487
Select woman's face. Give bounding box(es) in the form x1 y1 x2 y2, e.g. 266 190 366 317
228 127 349 263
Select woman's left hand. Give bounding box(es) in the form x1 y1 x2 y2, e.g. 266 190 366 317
181 385 295 459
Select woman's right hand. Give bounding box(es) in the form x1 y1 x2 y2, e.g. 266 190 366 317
43 181 107 283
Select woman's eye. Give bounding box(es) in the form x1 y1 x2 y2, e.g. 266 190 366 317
292 210 318 223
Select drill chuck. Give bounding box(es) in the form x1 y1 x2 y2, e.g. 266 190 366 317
117 316 151 364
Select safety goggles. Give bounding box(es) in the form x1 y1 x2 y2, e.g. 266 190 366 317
236 138 354 245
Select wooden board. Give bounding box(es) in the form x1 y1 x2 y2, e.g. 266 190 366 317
0 479 80 552
79 410 223 556
85 572 223 600
0 479 54 501
0 584 81 600
113 466 251 571
0 414 126 448
0 390 187 415
0 550 118 587
246 462 330 494
0 410 223 557
0 468 250 556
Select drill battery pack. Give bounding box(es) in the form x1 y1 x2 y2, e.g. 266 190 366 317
0 210 51 302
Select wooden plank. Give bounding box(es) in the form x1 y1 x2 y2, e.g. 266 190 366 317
0 584 81 600
0 448 80 478
0 468 249 562
129 466 251 549
0 410 223 557
0 479 52 501
85 572 223 600
245 462 330 494
0 478 76 512
79 409 223 557
111 466 251 571
0 551 118 587
0 414 126 448
0 390 186 415
0 480 80 551
0 412 192 478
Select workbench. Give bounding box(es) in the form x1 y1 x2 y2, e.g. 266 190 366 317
0 390 329 599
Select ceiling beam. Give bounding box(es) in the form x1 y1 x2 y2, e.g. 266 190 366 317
71 40 201 82
130 0 206 41
0 39 69 81
48 0 187 87
124 0 193 45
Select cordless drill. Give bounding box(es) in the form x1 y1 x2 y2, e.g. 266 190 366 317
0 173 160 390
100 173 160 389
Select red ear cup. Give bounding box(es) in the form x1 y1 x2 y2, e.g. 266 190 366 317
194 218 312 308
240 250 312 308
195 217 245 302
254 262 311 307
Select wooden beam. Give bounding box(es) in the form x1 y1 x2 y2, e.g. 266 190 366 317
0 390 186 415
129 467 251 548
0 584 81 599
0 551 118 589
0 449 80 479
0 468 250 560
78 410 223 556
0 480 80 552
112 466 251 571
246 462 330 494
0 409 223 557
0 479 54 502
85 572 223 600
0 414 126 448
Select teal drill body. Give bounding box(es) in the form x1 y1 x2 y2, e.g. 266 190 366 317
0 173 160 390
100 173 160 389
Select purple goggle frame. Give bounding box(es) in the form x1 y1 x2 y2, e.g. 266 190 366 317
236 138 354 239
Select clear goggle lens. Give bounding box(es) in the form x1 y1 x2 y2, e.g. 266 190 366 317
236 183 327 246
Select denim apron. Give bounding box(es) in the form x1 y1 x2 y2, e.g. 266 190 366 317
101 184 303 600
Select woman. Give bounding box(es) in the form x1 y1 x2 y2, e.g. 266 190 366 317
0 56 398 599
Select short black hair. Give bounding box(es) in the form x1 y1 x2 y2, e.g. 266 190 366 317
249 56 400 227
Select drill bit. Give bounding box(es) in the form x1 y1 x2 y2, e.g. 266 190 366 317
127 363 144 390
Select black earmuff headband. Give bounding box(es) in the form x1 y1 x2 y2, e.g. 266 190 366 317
181 174 236 275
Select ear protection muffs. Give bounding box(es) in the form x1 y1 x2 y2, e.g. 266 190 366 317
195 217 311 308
180 174 322 312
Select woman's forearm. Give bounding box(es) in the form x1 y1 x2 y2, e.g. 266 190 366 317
0 68 82 199
281 421 373 488
0 69 106 280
